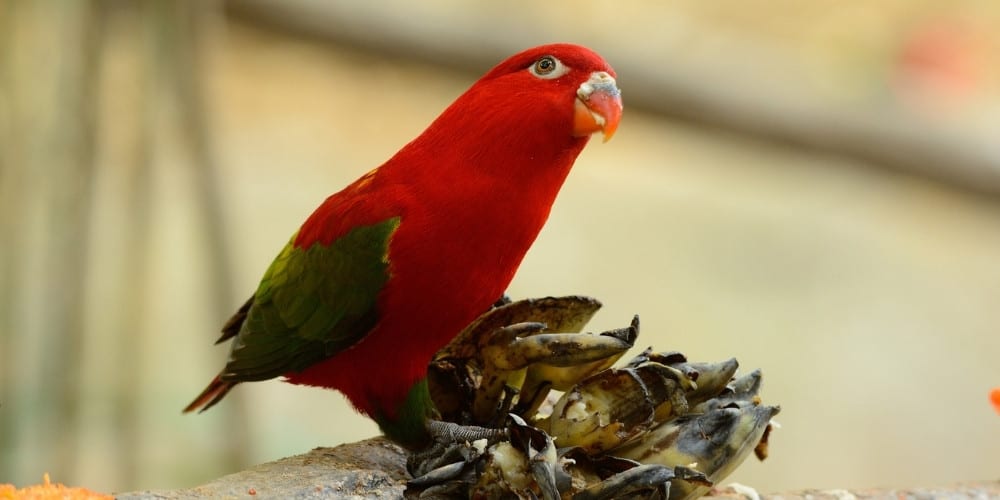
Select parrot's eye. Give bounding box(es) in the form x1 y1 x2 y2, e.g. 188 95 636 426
535 57 556 74
529 56 569 80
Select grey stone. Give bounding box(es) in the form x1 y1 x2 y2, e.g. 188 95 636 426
117 438 409 499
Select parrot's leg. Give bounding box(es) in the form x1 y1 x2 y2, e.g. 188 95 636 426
407 415 563 500
426 418 507 443
406 419 507 478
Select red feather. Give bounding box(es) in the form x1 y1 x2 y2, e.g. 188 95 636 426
193 44 620 437
286 44 617 420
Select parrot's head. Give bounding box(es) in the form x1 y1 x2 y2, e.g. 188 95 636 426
407 44 623 174
389 43 622 194
473 43 623 144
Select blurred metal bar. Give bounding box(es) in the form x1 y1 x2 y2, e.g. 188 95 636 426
225 0 1000 197
104 2 156 488
0 0 20 481
44 0 105 481
0 0 107 483
159 0 253 475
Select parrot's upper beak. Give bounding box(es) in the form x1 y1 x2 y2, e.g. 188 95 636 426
573 71 622 142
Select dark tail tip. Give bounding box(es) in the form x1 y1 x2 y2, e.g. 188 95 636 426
183 375 236 414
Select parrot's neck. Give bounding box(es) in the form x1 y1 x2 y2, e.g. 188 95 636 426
373 378 435 450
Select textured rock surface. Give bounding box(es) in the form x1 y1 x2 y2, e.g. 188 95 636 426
711 483 1000 500
117 438 408 499
117 437 999 499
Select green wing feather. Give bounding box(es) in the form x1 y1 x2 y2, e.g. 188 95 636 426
220 217 400 382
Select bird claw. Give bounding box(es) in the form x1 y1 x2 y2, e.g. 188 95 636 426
407 419 505 479
410 414 707 500
407 414 560 499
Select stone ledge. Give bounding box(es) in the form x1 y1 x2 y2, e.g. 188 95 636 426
117 438 999 499
119 438 408 499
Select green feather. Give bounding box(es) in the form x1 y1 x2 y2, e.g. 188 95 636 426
220 217 400 382
374 378 435 449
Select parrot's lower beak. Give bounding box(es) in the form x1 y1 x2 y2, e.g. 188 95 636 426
573 71 622 142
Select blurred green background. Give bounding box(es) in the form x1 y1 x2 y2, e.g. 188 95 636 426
1 0 999 494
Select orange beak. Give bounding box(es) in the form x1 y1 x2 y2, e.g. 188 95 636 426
573 71 622 142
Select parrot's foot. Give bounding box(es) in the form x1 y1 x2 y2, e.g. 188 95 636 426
407 414 708 499
425 418 507 444
408 414 558 498
407 419 507 479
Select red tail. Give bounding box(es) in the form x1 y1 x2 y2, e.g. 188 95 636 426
183 375 236 413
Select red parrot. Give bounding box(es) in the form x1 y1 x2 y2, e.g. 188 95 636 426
184 43 622 448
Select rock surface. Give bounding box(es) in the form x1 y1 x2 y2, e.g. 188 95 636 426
118 438 408 499
118 438 999 499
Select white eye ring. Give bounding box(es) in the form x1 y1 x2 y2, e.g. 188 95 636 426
529 55 570 80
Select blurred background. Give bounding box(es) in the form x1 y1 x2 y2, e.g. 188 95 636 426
1 0 999 494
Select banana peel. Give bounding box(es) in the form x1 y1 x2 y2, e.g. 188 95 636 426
410 295 779 500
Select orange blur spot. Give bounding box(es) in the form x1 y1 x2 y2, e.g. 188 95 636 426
990 387 1000 415
0 473 111 499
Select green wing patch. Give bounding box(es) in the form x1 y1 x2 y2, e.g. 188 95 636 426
221 217 400 381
